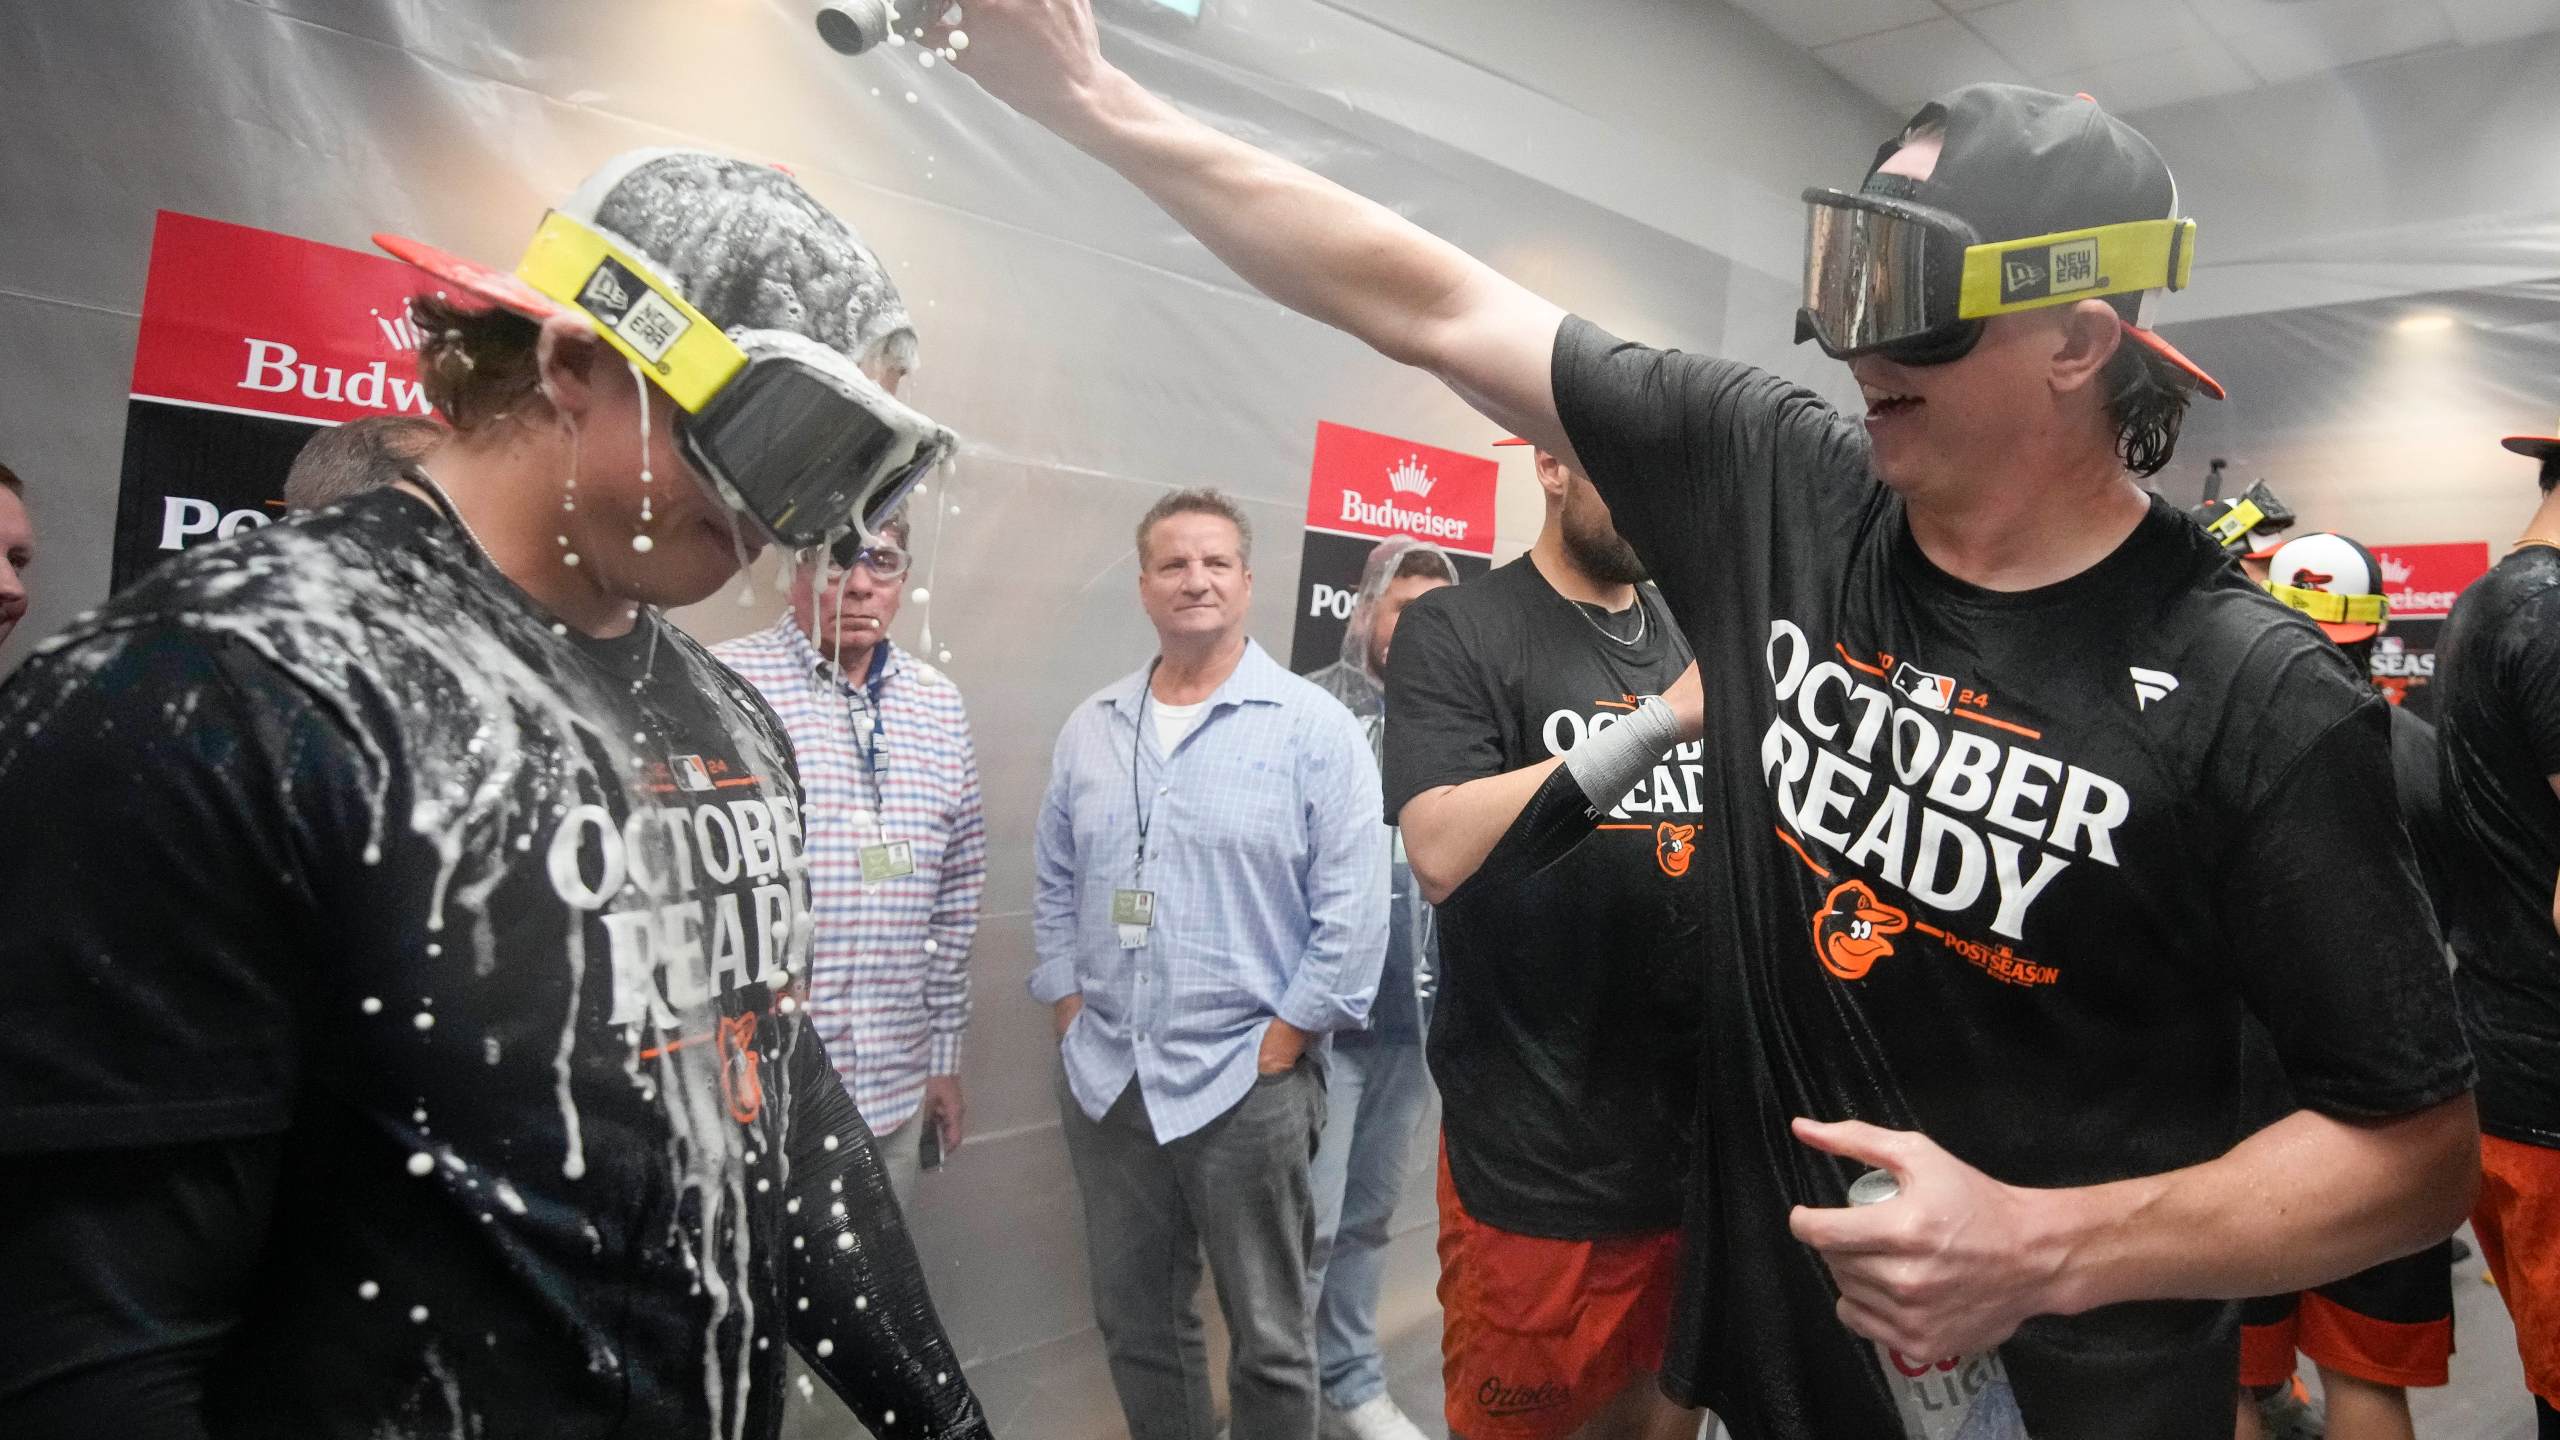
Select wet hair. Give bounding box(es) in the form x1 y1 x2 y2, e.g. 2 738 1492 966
1136 488 1252 567
409 293 547 434
283 415 446 511
1392 548 1451 583
0 461 19 496
2541 454 2560 495
2101 338 2197 479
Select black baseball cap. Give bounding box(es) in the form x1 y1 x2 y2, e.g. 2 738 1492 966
1873 84 2223 400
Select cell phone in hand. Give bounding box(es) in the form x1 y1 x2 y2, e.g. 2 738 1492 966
919 1119 943 1172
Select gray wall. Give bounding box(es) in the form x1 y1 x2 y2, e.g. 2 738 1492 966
0 0 1890 1424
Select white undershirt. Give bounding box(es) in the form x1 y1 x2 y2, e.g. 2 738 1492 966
1151 697 1209 754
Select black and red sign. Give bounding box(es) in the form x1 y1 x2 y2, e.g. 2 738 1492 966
2364 541 2490 709
1287 421 1497 671
111 211 434 589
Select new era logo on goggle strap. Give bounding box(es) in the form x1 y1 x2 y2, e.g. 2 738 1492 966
1998 237 2102 306
577 256 693 365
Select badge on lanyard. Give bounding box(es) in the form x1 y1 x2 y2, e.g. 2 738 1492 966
1114 887 1155 948
861 840 916 883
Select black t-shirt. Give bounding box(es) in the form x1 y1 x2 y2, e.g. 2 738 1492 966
1552 317 2472 1440
1381 556 1703 1237
2388 704 2451 930
0 491 973 1438
2436 547 2560 1147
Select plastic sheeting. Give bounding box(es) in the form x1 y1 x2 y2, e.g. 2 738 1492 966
0 0 1853 1420
2158 277 2560 547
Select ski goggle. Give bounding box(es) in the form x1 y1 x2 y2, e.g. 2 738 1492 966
511 211 953 551
1796 187 2198 367
2195 481 2296 554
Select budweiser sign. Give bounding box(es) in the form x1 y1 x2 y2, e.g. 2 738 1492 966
127 211 434 426
1303 421 1496 558
2367 541 2490 622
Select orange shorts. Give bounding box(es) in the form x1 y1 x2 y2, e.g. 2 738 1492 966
1435 1146 1682 1440
2474 1133 2560 1404
2236 1237 2455 1389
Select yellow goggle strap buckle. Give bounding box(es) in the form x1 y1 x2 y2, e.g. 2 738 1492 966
1957 217 2197 322
513 211 748 414
2267 582 2388 626
2203 497 2266 550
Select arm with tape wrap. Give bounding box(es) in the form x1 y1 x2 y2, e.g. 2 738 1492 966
1404 669 1699 900
781 1015 992 1437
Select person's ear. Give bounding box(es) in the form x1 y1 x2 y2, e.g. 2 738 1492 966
533 314 610 422
1533 450 1570 504
2049 300 2125 399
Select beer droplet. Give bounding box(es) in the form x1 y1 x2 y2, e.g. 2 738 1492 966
359 1281 381 1300
408 1153 435 1176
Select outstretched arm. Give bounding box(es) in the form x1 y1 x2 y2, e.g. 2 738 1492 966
939 0 1575 463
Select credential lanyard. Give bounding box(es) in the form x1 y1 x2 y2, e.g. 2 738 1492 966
823 651 915 883
1117 660 1165 943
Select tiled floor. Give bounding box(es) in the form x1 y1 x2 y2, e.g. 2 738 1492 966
958 1223 2540 1440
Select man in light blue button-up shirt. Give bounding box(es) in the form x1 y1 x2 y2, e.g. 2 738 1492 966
1032 489 1388 1440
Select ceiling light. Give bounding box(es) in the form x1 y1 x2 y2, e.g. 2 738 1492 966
2397 313 2457 335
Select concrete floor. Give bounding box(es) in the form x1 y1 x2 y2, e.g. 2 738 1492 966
951 1221 2541 1440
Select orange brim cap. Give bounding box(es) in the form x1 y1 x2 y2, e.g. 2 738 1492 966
1492 436 1531 447
2319 619 2381 645
2502 435 2560 462
373 232 565 321
2127 324 2225 401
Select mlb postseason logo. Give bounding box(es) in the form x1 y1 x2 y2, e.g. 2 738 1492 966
578 257 692 364
1999 237 2102 306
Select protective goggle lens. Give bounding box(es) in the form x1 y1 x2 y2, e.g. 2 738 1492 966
683 363 949 551
1799 192 1966 360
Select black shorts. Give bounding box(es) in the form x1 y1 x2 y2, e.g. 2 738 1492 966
2239 1238 2456 1389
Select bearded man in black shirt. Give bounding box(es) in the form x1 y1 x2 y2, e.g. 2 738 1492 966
939 8 2477 1436
0 152 988 1440
1383 440 1706 1440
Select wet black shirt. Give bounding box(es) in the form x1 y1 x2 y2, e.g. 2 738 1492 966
2436 546 2560 1147
1382 556 1704 1238
0 490 983 1439
1553 317 2471 1440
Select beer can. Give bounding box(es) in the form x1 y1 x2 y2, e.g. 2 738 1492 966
1845 1169 2031 1440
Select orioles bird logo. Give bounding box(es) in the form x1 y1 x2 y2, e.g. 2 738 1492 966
1656 821 1697 878
1812 879 1909 981
714 1013 765 1125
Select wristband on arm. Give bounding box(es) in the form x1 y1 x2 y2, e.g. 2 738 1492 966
1562 695 1679 810
1487 695 1681 883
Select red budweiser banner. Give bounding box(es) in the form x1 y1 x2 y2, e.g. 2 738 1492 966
112 211 434 588
2366 541 2488 622
1301 421 1497 558
1289 422 1497 673
2363 540 2491 710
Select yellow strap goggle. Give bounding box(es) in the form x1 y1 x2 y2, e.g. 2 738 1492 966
513 211 749 413
2268 582 2388 626
1957 217 2197 322
2202 497 2266 550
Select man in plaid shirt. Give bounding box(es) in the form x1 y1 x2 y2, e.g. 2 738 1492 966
716 508 986 1205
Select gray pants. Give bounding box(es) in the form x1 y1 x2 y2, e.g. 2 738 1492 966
1061 1064 1327 1440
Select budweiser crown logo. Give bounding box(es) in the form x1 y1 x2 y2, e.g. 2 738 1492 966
2378 553 2414 586
1388 455 1437 497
